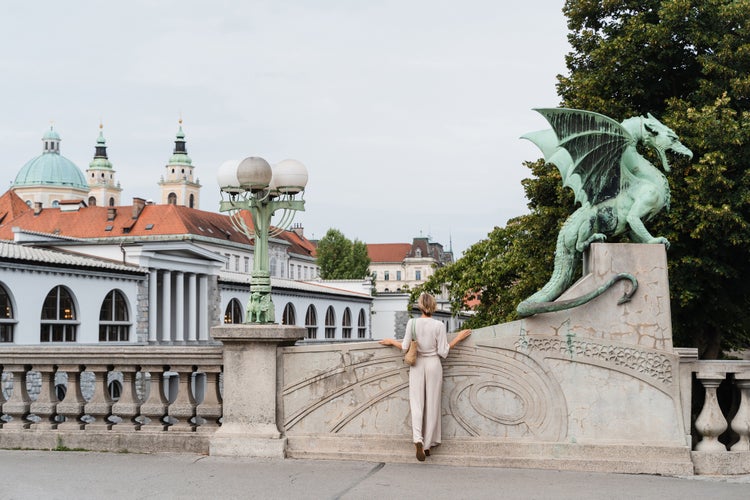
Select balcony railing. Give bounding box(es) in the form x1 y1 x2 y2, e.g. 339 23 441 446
0 346 222 453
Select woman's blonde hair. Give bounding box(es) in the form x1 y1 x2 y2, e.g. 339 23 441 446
417 292 437 315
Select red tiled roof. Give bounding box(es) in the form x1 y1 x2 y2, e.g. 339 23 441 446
367 243 411 263
0 190 31 227
0 190 314 259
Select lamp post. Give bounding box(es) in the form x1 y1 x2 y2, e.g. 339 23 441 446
217 156 308 324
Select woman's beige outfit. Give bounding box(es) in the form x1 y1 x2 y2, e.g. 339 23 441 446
402 317 450 450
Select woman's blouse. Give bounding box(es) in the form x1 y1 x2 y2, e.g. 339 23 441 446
401 317 449 358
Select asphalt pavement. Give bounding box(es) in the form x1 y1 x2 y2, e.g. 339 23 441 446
1 450 749 500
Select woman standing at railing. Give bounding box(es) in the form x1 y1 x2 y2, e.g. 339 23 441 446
379 292 472 461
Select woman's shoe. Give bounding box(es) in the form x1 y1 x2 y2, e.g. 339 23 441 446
415 442 426 461
424 449 430 456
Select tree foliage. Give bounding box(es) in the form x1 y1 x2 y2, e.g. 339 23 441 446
420 0 750 357
316 228 371 280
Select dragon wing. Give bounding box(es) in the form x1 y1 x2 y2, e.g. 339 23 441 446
522 108 632 205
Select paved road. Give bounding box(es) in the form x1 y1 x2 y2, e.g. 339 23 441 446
1 450 748 500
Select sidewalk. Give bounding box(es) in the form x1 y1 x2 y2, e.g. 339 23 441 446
1 450 749 500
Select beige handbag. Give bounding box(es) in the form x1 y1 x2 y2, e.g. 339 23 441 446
404 320 418 366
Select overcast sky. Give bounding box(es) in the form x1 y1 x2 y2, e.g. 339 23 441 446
1 1 570 257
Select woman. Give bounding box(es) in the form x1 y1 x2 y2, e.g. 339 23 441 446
379 292 472 461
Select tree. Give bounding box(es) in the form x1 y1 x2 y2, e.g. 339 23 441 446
420 0 750 357
316 229 371 280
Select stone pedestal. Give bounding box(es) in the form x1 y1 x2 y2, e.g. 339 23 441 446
209 324 304 458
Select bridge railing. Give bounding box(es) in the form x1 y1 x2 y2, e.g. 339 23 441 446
678 348 750 474
0 346 223 453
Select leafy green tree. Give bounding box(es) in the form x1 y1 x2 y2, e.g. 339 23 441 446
316 229 371 280
420 0 750 357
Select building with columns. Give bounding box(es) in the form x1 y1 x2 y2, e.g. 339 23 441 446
0 123 372 346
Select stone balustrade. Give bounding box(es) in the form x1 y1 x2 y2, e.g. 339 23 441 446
678 348 750 474
0 346 222 453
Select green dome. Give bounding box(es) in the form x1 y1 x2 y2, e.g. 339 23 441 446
13 127 88 190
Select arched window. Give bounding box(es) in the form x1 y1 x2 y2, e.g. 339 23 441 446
0 283 16 342
305 305 317 339
224 298 243 324
99 289 130 341
357 309 367 339
325 306 336 339
282 303 296 325
88 196 97 206
189 193 195 208
168 192 177 205
108 197 115 207
342 308 352 339
41 286 78 342
51 200 60 208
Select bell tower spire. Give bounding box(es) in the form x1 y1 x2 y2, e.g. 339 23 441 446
86 122 122 207
158 118 201 208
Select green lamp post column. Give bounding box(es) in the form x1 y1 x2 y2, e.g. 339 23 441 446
217 157 308 324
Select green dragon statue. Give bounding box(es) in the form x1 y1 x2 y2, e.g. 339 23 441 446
516 108 693 318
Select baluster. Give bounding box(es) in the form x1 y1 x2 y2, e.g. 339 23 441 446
0 364 7 428
167 365 197 431
56 365 86 430
139 366 168 431
196 367 222 432
111 366 141 431
2 365 31 430
29 365 58 430
695 372 728 451
730 373 750 451
83 365 113 430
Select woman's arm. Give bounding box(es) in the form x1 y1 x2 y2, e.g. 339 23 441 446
449 329 472 349
378 338 402 348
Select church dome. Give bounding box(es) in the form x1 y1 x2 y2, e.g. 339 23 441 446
13 126 88 190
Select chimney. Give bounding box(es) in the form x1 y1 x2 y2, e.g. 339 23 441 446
34 202 43 216
107 207 117 221
292 223 304 238
132 197 146 219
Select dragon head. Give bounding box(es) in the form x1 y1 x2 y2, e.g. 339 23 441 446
642 113 693 172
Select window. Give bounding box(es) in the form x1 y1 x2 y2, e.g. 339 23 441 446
224 298 243 324
342 308 352 339
325 307 336 339
244 256 250 273
168 192 177 205
0 283 15 342
109 197 115 206
189 193 195 208
384 271 390 281
234 255 240 272
51 200 60 207
88 196 97 206
357 309 367 339
41 286 78 342
99 289 130 341
270 258 277 277
282 303 296 325
305 305 318 339
396 270 401 281
415 270 421 281
372 271 377 280
225 254 231 270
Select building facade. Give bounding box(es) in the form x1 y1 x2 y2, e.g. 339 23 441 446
367 237 454 293
0 123 373 346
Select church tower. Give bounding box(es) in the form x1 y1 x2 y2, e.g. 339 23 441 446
85 124 122 207
158 120 201 208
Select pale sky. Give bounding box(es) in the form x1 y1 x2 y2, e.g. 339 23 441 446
0 1 570 257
